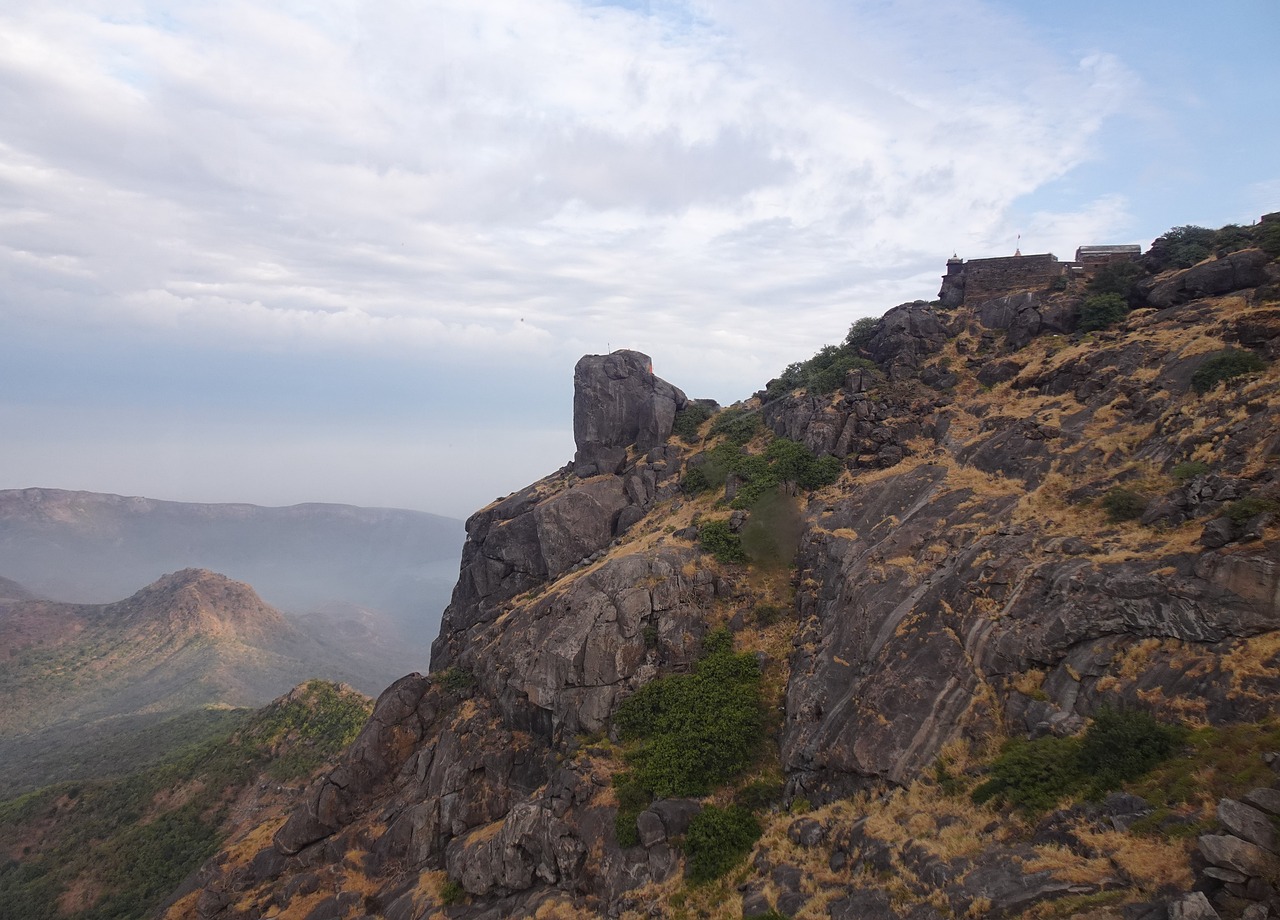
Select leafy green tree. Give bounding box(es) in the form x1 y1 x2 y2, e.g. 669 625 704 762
1078 293 1129 332
1191 348 1268 394
683 805 762 882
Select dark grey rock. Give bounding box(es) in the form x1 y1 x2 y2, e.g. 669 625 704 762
650 799 701 838
786 817 826 847
830 888 900 920
573 350 687 474
1218 799 1278 853
636 810 666 848
775 890 808 916
1199 833 1277 876
1145 249 1273 309
1168 892 1221 920
1243 787 1280 817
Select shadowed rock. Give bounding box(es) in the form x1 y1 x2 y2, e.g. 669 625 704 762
572 350 687 476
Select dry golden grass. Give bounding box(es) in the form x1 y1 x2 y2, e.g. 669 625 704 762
1069 824 1195 893
1218 631 1280 692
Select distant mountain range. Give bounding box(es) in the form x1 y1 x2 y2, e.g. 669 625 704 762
0 488 465 648
0 568 394 794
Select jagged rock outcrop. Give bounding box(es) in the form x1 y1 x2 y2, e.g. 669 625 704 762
1142 248 1276 308
572 349 687 476
169 240 1280 920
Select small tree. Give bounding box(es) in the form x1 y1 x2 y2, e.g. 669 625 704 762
1078 294 1129 332
1191 349 1268 394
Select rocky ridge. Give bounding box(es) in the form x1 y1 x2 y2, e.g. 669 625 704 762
176 237 1280 920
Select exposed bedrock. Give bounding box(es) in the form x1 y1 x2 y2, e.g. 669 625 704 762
572 349 687 476
781 465 1280 800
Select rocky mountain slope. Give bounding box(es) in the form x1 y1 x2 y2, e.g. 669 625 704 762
174 225 1280 920
0 569 393 794
0 680 372 920
0 490 464 651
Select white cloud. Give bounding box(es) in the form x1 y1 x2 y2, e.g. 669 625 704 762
0 0 1158 507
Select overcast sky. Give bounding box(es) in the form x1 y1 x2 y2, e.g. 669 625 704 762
1 0 1277 519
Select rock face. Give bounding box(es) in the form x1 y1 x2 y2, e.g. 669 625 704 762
1143 248 1275 308
169 243 1280 920
572 350 687 476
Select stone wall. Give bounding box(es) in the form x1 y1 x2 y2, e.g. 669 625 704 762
938 253 1064 307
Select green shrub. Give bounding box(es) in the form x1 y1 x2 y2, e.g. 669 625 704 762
1078 293 1129 332
683 805 762 883
1171 461 1210 482
1259 219 1280 257
845 316 880 351
1190 348 1268 394
613 643 763 798
680 466 712 495
698 520 747 564
1223 496 1280 525
1147 225 1215 271
727 438 841 511
973 707 1184 813
1087 261 1146 304
760 319 882 401
613 773 651 847
439 878 465 905
672 403 714 444
437 667 476 694
972 734 1084 814
738 492 804 569
735 777 786 810
708 408 761 445
1101 487 1147 522
1076 707 1186 795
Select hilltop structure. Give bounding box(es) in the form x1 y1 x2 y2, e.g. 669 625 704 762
939 241 1141 308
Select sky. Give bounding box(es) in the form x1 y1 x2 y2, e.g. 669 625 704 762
1 0 1277 519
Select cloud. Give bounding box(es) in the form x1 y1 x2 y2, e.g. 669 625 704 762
0 0 1163 509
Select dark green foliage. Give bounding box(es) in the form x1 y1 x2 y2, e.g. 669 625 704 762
1076 707 1186 794
439 879 465 906
1223 496 1280 525
680 465 712 495
735 777 786 810
845 316 880 350
972 707 1184 814
672 403 714 444
683 805 762 882
698 520 747 564
1191 348 1268 394
1078 293 1129 332
933 758 966 797
1101 487 1148 522
728 438 842 511
1087 261 1147 305
972 735 1084 814
761 320 882 402
1259 219 1280 257
1147 225 1216 271
744 911 791 920
613 643 763 798
1211 224 1251 253
751 603 784 627
1171 461 1210 481
242 681 372 780
0 681 369 920
437 666 476 694
612 773 651 847
708 407 761 445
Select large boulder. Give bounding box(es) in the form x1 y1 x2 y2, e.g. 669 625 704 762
864 301 949 379
573 350 687 476
1142 248 1273 308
